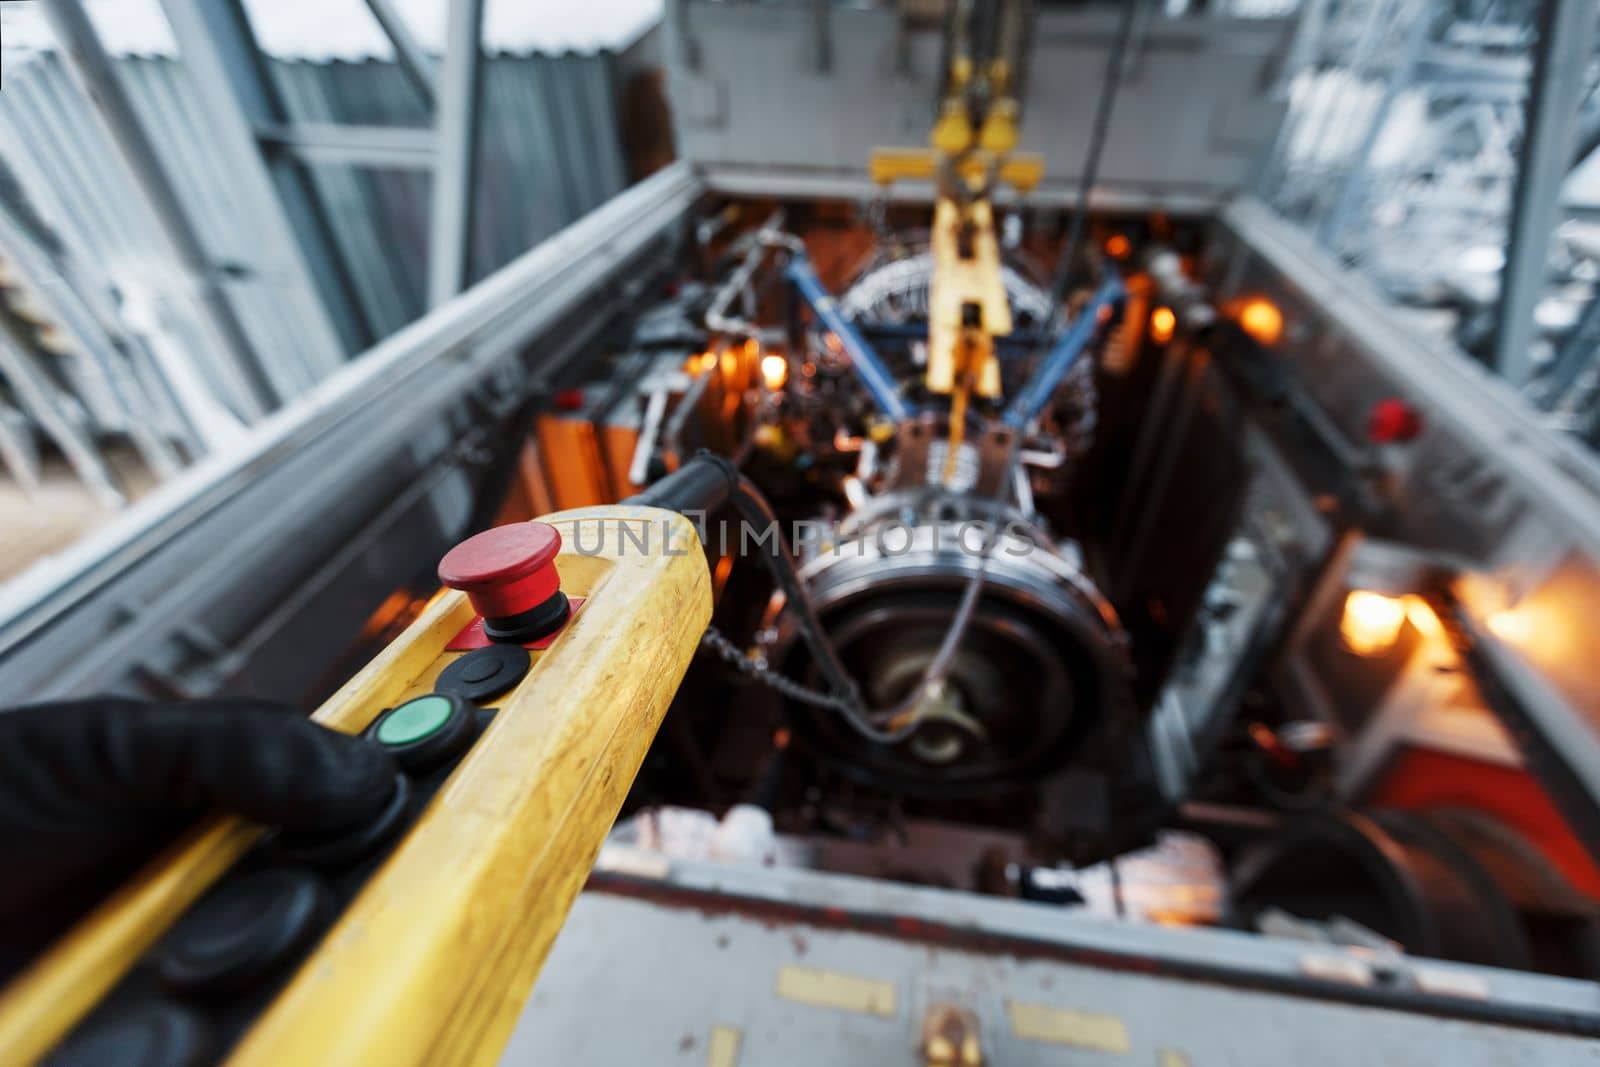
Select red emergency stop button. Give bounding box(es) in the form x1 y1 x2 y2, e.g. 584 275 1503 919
438 521 570 643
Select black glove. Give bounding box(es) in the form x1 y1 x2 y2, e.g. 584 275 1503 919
0 698 395 979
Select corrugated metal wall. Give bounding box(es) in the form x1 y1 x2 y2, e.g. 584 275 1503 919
0 44 638 578
0 48 631 404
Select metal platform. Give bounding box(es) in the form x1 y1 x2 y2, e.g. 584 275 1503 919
504 852 1600 1066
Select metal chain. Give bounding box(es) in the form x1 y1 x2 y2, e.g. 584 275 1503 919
700 624 858 713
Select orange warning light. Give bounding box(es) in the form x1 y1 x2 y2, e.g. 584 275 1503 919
1150 306 1176 344
1238 298 1284 346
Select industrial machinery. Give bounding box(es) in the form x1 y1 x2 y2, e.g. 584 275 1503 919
3 1 1600 1064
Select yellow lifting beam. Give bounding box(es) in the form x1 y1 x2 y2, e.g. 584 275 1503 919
927 197 1010 400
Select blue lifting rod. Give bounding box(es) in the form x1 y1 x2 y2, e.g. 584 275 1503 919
1003 272 1124 430
785 255 911 422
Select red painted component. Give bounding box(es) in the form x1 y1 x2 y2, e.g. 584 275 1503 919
1367 397 1423 443
437 521 562 620
553 388 586 412
445 597 585 651
1366 746 1600 899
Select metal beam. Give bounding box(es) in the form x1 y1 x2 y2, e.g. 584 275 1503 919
1225 194 1600 552
157 0 368 364
1315 2 1429 249
1541 286 1600 406
41 0 275 419
0 402 42 495
0 312 124 508
1491 0 1596 383
1253 0 1330 198
257 123 437 170
427 0 486 308
0 197 183 478
363 0 438 111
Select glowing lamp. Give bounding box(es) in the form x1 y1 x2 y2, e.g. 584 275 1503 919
1341 590 1406 657
761 353 789 391
1150 306 1176 344
1238 298 1284 346
1486 607 1536 646
1403 595 1443 641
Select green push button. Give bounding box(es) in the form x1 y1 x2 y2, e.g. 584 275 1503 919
367 691 473 773
376 695 455 747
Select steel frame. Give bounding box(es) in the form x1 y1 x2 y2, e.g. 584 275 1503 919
427 0 486 308
256 123 437 171
1491 0 1597 383
158 0 369 359
0 196 184 477
1259 0 1600 412
1313 0 1430 248
42 0 276 418
0 311 124 508
362 0 439 110
0 0 498 507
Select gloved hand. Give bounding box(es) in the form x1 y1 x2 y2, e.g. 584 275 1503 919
0 698 395 979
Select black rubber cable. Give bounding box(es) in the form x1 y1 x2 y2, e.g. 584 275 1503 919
626 455 864 719
1044 0 1142 318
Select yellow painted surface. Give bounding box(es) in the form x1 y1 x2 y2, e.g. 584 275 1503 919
775 966 898 1018
1007 1001 1130 1054
0 507 711 1067
928 198 1009 399
867 149 1044 191
706 1025 742 1067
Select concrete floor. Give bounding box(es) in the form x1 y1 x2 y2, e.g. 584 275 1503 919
0 446 157 583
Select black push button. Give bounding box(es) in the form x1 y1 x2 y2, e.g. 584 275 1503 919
273 771 412 870
153 869 330 997
366 693 475 773
435 645 530 703
44 1000 213 1067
